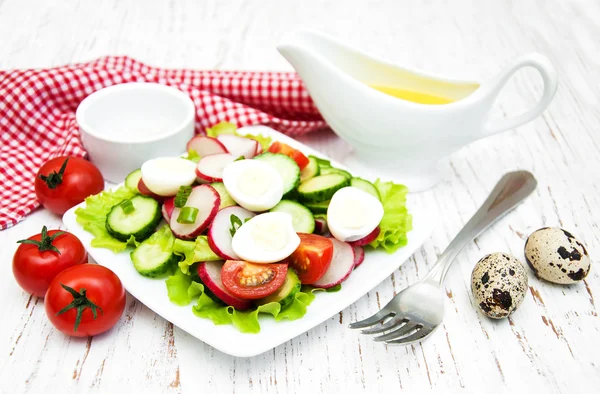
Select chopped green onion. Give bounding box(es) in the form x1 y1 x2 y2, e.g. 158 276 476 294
174 186 193 208
177 207 199 224
229 214 243 237
119 199 135 214
234 156 245 162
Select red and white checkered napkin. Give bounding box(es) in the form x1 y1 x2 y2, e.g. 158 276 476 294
0 56 327 230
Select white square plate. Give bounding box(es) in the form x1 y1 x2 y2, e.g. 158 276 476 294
62 129 437 357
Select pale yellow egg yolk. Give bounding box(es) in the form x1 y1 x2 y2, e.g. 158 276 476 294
249 217 289 251
236 167 272 197
330 196 369 229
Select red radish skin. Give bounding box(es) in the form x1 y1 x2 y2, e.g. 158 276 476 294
187 136 228 156
138 179 165 201
161 197 175 221
352 245 365 268
255 143 263 156
170 185 220 240
314 217 328 235
196 261 252 310
207 206 256 260
348 227 381 247
195 153 236 183
217 135 258 159
312 238 355 289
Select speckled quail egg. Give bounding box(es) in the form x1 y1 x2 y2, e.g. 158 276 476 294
471 252 528 319
524 227 591 284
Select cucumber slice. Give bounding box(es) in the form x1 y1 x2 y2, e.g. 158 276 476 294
305 200 330 214
254 152 300 195
256 269 301 308
350 177 380 200
270 200 315 233
320 166 352 179
211 182 237 209
131 241 178 278
297 173 350 202
310 155 331 169
106 196 161 242
300 156 319 182
125 169 142 191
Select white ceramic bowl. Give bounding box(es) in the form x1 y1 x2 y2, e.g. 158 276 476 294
76 83 196 183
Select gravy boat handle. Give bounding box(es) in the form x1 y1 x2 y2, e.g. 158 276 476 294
482 53 558 135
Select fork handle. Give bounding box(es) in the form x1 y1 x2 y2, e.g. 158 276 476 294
424 171 537 285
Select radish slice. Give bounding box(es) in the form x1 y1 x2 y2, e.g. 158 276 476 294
196 261 252 310
162 197 175 221
352 245 365 268
255 143 263 156
170 185 221 240
312 238 355 289
314 217 328 235
187 136 228 156
217 135 258 159
348 227 380 247
195 153 235 182
208 206 256 260
138 179 165 201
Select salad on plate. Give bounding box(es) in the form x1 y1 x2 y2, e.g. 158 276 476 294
74 122 412 333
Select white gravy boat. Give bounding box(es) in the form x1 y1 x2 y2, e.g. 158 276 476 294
277 30 558 191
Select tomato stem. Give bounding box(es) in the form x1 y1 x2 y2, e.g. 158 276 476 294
39 157 69 189
55 283 103 332
16 225 65 254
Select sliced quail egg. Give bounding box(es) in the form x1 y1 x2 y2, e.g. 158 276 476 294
327 186 384 242
471 252 528 319
525 227 591 284
231 212 300 263
140 157 197 196
222 159 284 212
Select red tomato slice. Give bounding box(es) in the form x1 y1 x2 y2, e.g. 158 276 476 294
221 260 288 299
286 234 333 284
268 141 310 169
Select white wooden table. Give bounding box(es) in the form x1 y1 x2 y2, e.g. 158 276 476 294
1 0 599 392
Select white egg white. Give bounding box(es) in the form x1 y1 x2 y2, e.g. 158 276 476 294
222 159 284 212
140 157 197 196
327 186 384 242
231 212 300 263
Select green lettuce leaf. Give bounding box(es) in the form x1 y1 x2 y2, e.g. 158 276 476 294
206 121 237 137
205 121 272 152
165 269 193 306
164 274 319 333
369 179 412 253
247 133 273 153
74 186 139 253
186 149 202 163
172 236 221 274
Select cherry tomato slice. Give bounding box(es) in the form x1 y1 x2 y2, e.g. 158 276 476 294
268 141 310 169
221 260 288 300
286 234 333 284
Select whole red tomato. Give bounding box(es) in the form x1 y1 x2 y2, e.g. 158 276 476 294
45 264 126 337
13 226 88 297
35 156 104 216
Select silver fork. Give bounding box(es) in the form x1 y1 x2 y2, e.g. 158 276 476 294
349 171 537 345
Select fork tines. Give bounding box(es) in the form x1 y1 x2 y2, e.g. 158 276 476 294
349 312 432 345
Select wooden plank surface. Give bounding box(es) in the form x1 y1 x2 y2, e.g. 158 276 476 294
1 0 599 392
